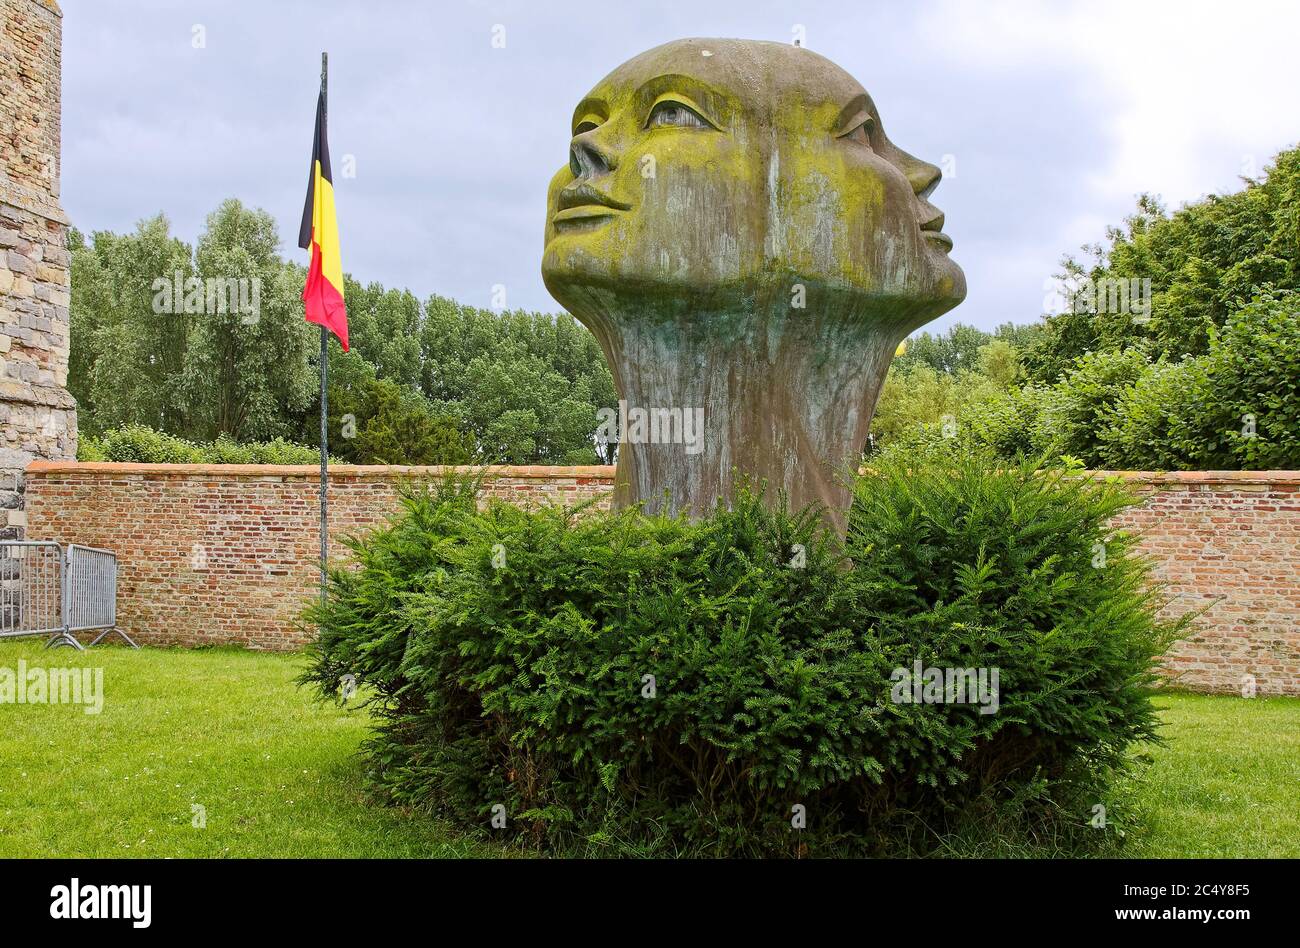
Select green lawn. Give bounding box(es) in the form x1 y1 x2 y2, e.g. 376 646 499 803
1120 688 1300 858
0 641 1295 858
0 641 496 858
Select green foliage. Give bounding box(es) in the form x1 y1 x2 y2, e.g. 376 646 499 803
68 216 194 434
1099 291 1300 469
79 424 328 465
1037 347 1152 464
320 354 474 465
870 339 1025 455
895 322 1039 376
178 200 318 441
1024 146 1300 383
69 201 614 465
70 203 316 442
419 299 616 464
879 288 1300 472
303 454 1182 856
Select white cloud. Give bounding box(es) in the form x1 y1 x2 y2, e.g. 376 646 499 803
59 0 1298 332
923 0 1300 207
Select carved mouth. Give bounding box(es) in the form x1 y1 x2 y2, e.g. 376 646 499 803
553 205 622 225
923 231 953 252
558 182 633 212
920 211 952 252
554 182 632 229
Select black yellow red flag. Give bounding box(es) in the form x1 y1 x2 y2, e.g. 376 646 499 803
298 90 348 350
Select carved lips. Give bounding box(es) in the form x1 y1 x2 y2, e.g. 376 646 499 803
553 182 633 226
920 211 953 252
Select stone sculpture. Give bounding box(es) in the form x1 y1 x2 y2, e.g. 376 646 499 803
542 38 965 537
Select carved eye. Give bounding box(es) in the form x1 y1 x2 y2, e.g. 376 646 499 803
573 118 601 136
647 100 709 129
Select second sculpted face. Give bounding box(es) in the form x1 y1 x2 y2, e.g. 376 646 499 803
542 38 966 323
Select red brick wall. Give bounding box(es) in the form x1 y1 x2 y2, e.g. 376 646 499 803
1101 471 1299 696
24 462 613 651
22 462 1300 695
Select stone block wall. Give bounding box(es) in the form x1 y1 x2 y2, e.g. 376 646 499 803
0 0 76 539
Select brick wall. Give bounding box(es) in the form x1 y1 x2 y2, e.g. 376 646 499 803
1103 471 1299 696
22 462 1300 695
25 463 614 650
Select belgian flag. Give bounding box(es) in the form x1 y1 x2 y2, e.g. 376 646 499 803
298 89 349 350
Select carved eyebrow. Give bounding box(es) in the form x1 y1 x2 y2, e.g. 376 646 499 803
570 97 609 134
834 94 875 137
632 74 730 127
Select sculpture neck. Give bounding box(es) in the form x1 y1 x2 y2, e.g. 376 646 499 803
590 297 900 537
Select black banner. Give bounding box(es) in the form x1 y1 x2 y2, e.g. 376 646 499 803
0 858 1284 934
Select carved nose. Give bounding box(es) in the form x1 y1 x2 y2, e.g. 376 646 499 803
569 133 618 179
904 157 942 201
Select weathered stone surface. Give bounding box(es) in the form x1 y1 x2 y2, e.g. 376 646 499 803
543 39 964 537
0 0 76 541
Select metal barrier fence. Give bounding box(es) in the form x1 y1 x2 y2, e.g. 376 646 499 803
0 541 133 650
0 541 63 641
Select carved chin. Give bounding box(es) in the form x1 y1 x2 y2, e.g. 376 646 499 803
936 259 968 305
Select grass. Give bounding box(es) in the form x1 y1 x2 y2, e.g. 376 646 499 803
1120 691 1300 858
0 640 1295 858
0 641 498 858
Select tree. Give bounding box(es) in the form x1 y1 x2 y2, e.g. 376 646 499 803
342 276 423 391
322 353 472 465
419 299 615 464
1023 146 1300 383
895 323 993 374
177 199 317 441
870 341 1022 453
68 216 194 435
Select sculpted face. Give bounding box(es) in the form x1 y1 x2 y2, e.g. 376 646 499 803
542 38 965 319
540 39 966 537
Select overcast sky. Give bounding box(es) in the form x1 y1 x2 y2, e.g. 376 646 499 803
60 0 1300 334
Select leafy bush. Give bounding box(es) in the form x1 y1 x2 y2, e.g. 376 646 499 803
1096 358 1211 470
1044 290 1300 471
1202 291 1300 468
304 453 1184 856
79 424 330 465
1100 292 1300 470
1038 347 1152 466
922 291 1300 472
325 364 474 466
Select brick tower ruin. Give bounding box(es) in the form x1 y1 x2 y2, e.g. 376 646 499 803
0 0 76 538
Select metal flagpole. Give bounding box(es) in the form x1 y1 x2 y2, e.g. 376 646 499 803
318 51 329 606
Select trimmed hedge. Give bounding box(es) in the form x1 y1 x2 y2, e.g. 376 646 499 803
304 452 1185 856
79 424 331 465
